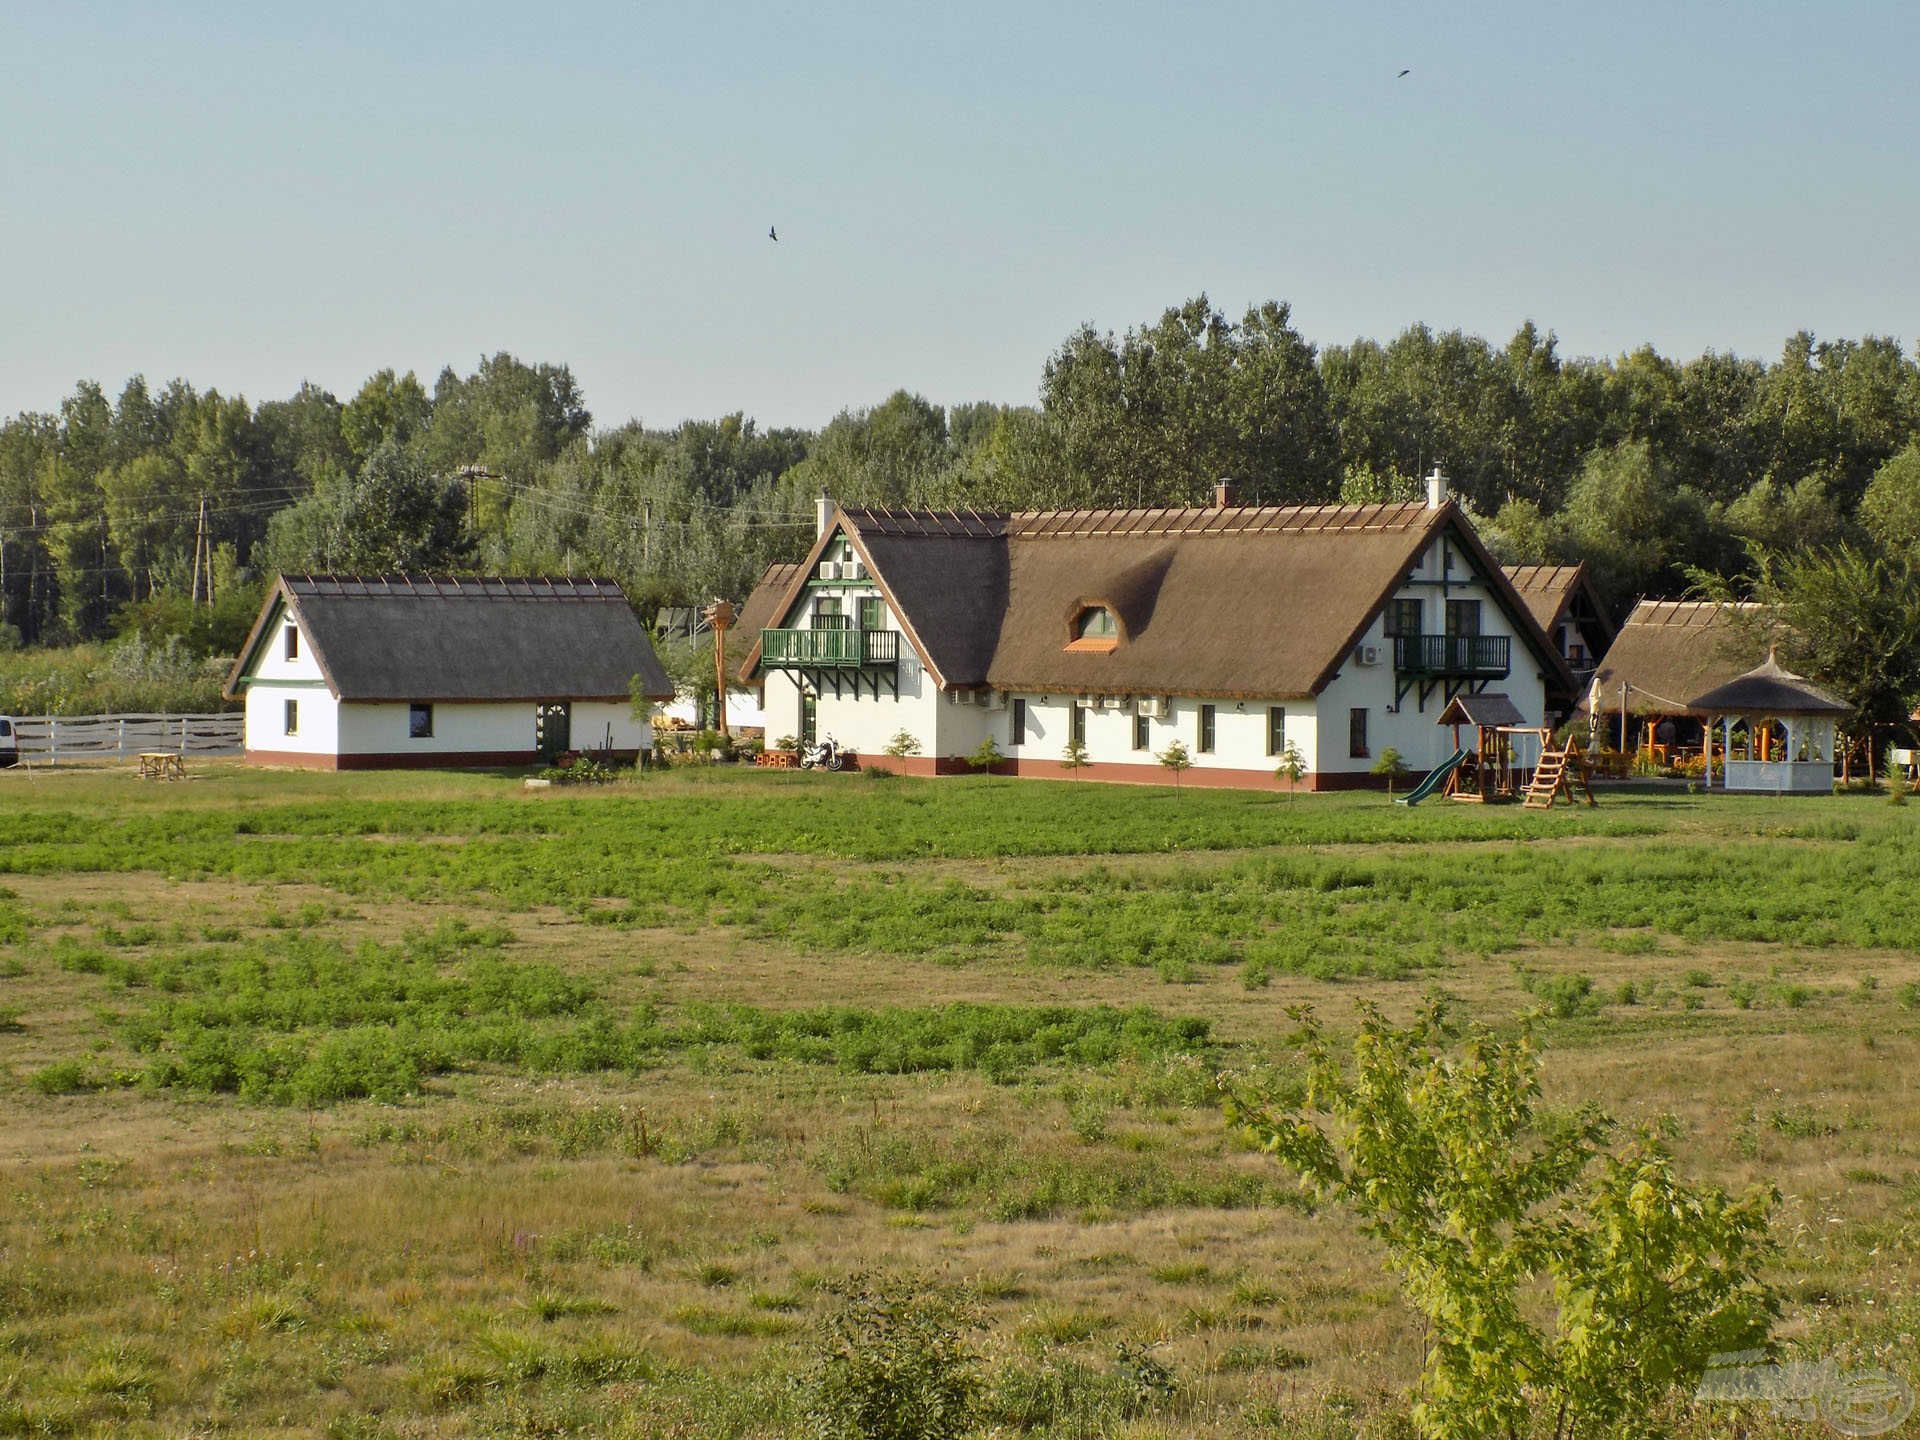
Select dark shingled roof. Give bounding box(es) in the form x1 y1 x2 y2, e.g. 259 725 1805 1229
1586 600 1768 717
226 574 673 703
1435 693 1528 728
1691 653 1850 715
740 501 1574 701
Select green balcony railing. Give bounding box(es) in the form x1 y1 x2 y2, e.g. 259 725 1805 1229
1393 633 1511 677
761 627 900 668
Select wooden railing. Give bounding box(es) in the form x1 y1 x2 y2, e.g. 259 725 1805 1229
1392 634 1511 677
7 713 244 762
760 629 900 667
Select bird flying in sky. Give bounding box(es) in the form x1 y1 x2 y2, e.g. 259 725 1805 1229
1397 68 1411 77
768 225 778 241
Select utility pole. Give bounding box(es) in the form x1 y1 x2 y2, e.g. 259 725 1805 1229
191 497 208 607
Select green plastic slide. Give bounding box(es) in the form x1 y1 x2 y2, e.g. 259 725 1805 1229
1394 748 1469 807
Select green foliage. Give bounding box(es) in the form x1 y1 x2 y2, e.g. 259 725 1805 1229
966 735 1003 773
1275 739 1307 796
1371 746 1409 798
0 635 234 714
1060 736 1089 769
884 729 923 758
1226 1002 1778 1440
801 1273 981 1440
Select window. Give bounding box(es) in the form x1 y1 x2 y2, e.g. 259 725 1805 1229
283 625 299 660
1132 711 1150 751
1010 697 1026 746
1349 707 1368 758
858 597 884 632
409 703 434 739
1266 706 1287 756
1197 703 1216 754
1445 599 1482 637
284 699 299 736
800 691 817 746
1076 607 1118 639
811 597 847 630
1383 599 1423 638
1069 702 1086 748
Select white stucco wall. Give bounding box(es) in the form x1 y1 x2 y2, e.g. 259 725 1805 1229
243 683 341 755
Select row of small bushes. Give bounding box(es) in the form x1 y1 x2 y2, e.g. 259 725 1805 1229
0 635 235 715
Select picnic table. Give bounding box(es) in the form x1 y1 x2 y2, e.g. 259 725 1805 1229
138 751 185 781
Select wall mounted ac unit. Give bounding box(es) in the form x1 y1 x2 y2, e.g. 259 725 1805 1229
1137 696 1168 720
983 691 1007 711
845 561 866 580
1355 644 1381 666
820 561 842 580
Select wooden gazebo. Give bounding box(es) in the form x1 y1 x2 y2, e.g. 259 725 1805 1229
1691 651 1848 794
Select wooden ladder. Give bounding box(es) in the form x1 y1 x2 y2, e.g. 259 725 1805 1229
1524 742 1596 809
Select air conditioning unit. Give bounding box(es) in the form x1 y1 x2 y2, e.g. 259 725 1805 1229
820 561 842 580
1137 696 1168 720
845 561 866 580
1355 644 1381 666
983 691 1007 711
1100 695 1126 712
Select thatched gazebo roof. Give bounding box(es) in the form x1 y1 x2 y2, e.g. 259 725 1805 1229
1690 653 1849 716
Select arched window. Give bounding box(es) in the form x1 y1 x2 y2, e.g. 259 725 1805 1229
1076 607 1118 639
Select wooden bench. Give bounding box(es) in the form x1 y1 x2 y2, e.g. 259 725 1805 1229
138 752 184 781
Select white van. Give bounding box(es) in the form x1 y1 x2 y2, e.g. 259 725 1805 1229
0 716 16 767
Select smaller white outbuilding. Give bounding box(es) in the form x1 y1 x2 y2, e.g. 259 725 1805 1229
225 574 674 769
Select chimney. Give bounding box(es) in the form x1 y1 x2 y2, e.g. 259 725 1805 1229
1213 478 1236 508
815 491 835 539
1425 467 1449 510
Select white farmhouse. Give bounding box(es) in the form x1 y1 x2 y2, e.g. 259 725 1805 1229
225 575 673 769
736 478 1574 789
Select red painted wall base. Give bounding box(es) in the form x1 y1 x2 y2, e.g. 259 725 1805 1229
244 749 641 771
858 754 1423 792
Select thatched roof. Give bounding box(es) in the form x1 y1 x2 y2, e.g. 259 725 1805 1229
1435 693 1528 727
227 574 673 703
1586 600 1768 717
735 562 805 642
1504 563 1614 642
1691 653 1849 716
740 500 1573 702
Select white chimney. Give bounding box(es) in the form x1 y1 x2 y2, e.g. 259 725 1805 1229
816 491 835 539
1425 467 1449 510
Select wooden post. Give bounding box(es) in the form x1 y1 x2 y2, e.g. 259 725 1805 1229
701 599 737 739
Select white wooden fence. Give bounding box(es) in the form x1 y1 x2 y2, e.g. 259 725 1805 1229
9 713 244 762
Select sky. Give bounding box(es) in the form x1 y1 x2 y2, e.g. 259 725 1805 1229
2 2 1916 431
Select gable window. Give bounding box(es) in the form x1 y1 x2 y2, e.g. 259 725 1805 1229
1266 706 1287 756
409 703 434 739
1445 599 1482 637
1010 697 1026 746
1383 599 1423 638
858 596 885 632
284 699 299 737
283 625 299 660
1132 711 1150 752
1349 707 1368 758
1197 704 1216 754
811 597 847 630
1069 701 1086 748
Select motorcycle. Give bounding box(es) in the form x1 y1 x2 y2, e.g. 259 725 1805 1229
800 736 845 772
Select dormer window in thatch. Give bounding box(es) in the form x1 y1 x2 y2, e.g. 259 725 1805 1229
1067 605 1120 653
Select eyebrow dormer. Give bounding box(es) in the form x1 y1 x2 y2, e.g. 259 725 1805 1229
1065 604 1120 653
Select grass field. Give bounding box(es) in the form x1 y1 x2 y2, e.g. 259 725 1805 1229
2 763 1917 1437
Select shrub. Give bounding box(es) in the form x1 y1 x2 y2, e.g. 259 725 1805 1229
1371 747 1409 799
801 1273 982 1440
1225 1001 1778 1440
1061 737 1089 770
966 736 1003 774
1275 739 1307 797
1156 740 1192 791
885 730 923 758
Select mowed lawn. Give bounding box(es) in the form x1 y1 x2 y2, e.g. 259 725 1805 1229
1 763 1918 1438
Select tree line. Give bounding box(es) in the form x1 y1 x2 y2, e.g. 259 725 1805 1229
4 298 1920 662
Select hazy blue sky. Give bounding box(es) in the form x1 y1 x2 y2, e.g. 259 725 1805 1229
3 3 1915 429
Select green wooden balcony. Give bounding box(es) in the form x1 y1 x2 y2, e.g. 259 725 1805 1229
761 627 900 669
1393 634 1511 678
